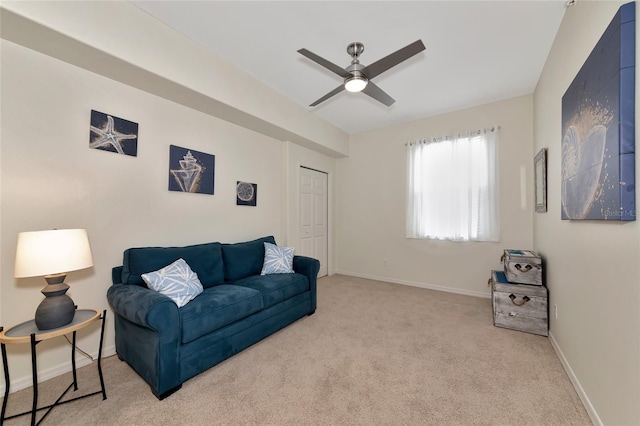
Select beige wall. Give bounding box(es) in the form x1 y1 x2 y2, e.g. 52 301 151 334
336 95 534 297
0 39 286 390
534 1 639 425
0 1 349 158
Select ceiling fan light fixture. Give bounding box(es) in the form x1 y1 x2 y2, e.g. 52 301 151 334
299 39 425 106
345 76 368 93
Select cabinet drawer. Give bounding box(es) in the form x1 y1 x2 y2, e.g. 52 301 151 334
490 270 549 337
494 312 548 336
493 291 547 320
502 249 542 285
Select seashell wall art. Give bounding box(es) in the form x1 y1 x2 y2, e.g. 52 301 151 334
168 145 215 195
561 2 635 221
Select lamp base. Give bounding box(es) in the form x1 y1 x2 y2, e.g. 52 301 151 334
35 276 76 330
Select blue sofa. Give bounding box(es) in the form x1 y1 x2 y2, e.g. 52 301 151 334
106 236 319 399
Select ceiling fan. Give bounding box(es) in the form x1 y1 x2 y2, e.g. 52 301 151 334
298 39 425 107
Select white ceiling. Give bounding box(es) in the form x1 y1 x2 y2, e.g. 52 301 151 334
131 1 567 135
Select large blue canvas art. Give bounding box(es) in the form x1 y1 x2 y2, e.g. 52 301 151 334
168 145 215 195
561 2 635 221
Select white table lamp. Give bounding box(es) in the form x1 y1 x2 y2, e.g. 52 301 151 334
14 229 94 330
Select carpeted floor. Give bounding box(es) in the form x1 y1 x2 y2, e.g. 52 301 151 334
2 274 590 425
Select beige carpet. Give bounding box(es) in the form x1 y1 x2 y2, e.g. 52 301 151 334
2 275 590 425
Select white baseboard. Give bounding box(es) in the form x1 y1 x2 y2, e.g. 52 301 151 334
549 332 601 426
332 270 491 299
0 344 116 395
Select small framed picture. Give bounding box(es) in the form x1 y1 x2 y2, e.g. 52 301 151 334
534 148 547 213
236 181 257 206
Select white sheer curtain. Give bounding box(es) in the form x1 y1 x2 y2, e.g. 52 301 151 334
406 128 499 242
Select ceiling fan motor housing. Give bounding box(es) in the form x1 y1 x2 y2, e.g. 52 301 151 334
346 62 366 79
347 42 365 60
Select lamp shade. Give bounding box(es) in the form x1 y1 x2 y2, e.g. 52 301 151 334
14 229 94 278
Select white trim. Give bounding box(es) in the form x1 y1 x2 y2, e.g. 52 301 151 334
0 345 116 395
333 270 491 299
549 332 601 426
298 164 331 278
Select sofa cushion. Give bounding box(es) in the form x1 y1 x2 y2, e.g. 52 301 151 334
141 258 203 308
261 242 295 275
221 236 276 282
122 242 224 288
180 285 263 344
233 273 308 309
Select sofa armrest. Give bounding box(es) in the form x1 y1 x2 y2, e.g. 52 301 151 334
293 255 320 313
107 283 180 333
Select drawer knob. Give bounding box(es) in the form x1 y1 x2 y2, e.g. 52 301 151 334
509 294 530 306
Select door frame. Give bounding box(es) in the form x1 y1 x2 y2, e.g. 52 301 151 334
287 162 332 277
298 165 329 277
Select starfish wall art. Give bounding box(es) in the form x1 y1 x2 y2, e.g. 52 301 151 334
89 110 138 156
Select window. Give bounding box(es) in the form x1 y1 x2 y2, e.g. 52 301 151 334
406 128 499 242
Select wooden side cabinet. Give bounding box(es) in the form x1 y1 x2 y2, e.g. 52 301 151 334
490 270 548 336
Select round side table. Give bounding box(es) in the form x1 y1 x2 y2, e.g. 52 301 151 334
0 309 107 425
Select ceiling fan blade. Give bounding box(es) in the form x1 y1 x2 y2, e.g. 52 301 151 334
298 48 351 78
361 40 426 80
362 81 395 106
309 85 345 107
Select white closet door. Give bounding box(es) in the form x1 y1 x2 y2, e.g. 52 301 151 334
299 167 328 277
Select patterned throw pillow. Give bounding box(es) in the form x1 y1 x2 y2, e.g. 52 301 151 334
141 258 203 307
261 242 295 275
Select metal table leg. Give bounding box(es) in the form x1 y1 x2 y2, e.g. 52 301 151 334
98 310 107 400
1 336 9 423
30 333 38 426
71 331 78 391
